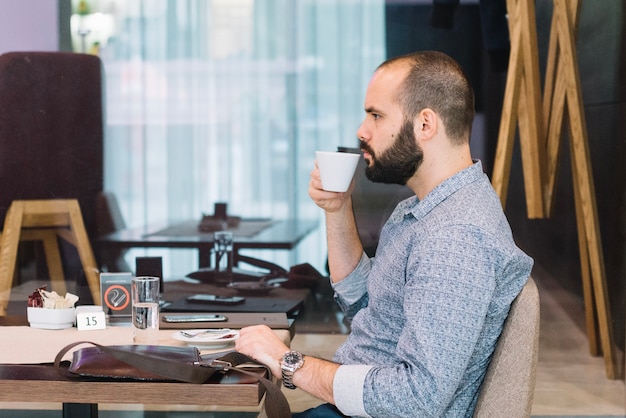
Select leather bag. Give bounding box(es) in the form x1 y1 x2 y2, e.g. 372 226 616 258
54 341 291 418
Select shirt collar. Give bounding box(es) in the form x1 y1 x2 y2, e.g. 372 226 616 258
388 160 484 223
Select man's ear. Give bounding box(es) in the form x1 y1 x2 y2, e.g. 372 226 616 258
414 108 438 140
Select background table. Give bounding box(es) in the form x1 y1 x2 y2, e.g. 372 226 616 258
97 218 319 268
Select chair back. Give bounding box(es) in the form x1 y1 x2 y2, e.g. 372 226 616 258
95 192 131 272
0 51 104 235
473 277 540 417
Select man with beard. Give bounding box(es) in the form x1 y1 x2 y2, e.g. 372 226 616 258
235 51 533 417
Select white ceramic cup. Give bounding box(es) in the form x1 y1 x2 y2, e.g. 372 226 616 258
315 151 361 192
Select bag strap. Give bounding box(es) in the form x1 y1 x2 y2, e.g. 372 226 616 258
54 341 291 418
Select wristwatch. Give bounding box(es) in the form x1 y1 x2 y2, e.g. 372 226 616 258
280 350 304 389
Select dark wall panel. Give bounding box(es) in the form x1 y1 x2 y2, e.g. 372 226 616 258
385 1 626 351
502 1 626 350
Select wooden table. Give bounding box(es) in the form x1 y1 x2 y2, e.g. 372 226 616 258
0 317 290 417
96 218 319 268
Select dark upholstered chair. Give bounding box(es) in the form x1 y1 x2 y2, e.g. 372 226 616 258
0 51 105 303
473 277 541 417
0 51 104 234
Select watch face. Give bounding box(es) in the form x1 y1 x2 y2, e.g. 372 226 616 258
281 350 304 390
283 350 303 366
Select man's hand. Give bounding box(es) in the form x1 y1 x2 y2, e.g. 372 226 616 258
235 324 290 379
308 162 355 213
235 325 340 405
308 159 363 283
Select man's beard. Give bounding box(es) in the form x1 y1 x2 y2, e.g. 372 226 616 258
361 119 423 185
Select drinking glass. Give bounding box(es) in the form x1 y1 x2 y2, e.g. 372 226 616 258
214 231 234 285
131 276 160 344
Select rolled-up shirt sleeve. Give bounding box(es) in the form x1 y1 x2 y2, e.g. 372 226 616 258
334 364 374 417
331 252 371 316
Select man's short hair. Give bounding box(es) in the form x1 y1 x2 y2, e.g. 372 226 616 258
378 51 475 144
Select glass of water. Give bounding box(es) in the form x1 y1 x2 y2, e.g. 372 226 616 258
131 276 160 344
214 231 234 285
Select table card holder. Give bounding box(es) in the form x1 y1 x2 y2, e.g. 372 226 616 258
76 305 106 331
100 272 132 317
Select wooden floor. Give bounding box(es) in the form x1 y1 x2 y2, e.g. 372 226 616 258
527 265 625 416
1 264 624 416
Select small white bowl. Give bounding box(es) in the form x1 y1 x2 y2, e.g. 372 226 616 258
27 307 76 330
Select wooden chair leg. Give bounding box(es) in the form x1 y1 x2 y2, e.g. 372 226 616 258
20 229 68 296
1 199 102 314
66 201 101 304
0 202 25 315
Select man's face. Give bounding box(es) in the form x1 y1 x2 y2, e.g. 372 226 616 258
360 118 423 185
357 65 423 186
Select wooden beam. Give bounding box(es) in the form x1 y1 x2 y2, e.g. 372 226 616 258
492 0 544 218
492 0 617 378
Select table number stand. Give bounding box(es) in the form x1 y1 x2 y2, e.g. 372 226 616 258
492 0 617 378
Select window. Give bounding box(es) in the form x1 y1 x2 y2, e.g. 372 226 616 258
69 0 385 275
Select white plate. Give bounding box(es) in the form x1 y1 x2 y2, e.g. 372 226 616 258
172 329 239 348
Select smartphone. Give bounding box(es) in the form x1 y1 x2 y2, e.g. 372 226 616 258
186 294 246 305
162 314 228 323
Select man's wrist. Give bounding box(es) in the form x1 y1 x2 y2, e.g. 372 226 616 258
280 350 305 389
